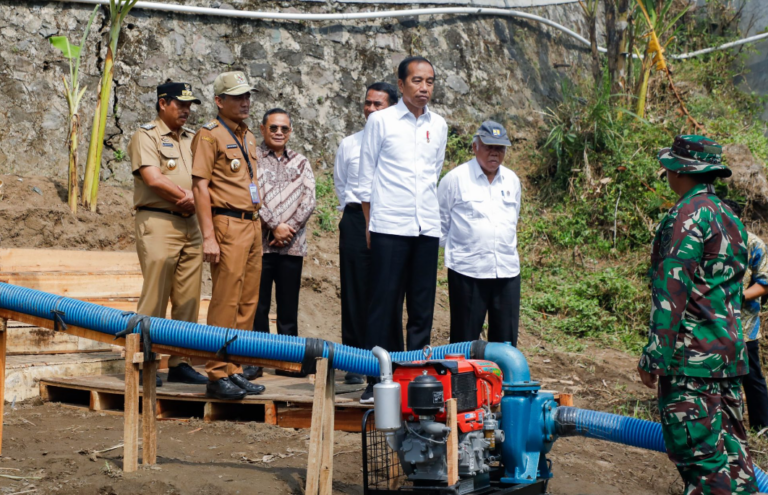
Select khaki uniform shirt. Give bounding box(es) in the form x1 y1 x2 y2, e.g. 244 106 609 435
129 117 194 213
191 116 261 212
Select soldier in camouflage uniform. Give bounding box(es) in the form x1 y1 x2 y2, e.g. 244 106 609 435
637 135 758 494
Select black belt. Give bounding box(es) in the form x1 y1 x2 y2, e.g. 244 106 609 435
137 206 194 218
213 207 260 221
346 203 362 211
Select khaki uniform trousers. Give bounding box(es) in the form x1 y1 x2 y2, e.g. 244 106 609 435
205 215 263 381
135 210 203 368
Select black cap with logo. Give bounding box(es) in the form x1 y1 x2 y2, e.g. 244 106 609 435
474 120 512 146
157 81 201 105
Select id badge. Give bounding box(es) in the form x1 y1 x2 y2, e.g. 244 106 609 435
249 183 261 204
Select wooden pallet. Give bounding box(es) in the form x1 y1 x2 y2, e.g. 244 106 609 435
40 369 372 432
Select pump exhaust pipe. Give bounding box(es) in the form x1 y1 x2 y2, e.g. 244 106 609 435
372 346 401 432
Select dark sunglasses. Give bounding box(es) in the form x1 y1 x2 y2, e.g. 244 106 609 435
269 125 291 134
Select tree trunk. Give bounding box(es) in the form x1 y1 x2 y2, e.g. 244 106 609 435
82 46 114 212
636 64 652 119
67 113 79 214
588 15 601 87
604 0 630 95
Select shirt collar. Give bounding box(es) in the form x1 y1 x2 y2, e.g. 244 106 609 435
680 183 714 203
394 98 431 121
258 142 290 160
469 157 504 184
152 117 189 139
217 115 249 137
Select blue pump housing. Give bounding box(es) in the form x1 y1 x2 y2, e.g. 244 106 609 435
483 343 558 484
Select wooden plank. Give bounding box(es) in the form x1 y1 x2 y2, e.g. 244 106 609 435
123 334 140 473
276 408 365 432
0 249 140 273
446 398 458 486
265 403 278 425
0 309 302 372
7 326 111 355
556 393 574 407
1 271 144 298
142 356 158 465
319 365 335 495
0 317 6 456
306 358 332 495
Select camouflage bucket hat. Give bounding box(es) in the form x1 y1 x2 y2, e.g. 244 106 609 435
658 135 732 178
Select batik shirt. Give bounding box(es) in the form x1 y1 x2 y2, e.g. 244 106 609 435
639 183 749 378
743 232 768 342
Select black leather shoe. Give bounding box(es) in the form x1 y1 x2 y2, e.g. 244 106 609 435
139 370 162 388
167 363 209 385
344 372 365 385
230 374 266 395
275 369 308 378
242 365 263 381
206 377 247 400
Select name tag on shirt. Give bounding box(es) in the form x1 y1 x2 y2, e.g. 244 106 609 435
162 142 173 147
249 183 261 204
227 144 238 149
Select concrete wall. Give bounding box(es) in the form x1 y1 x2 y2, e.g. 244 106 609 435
0 1 593 186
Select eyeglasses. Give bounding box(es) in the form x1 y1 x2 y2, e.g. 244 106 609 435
269 125 291 134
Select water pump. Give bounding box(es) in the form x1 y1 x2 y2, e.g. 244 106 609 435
370 344 554 494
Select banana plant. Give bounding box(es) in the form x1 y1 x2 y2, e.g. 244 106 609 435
49 6 100 214
632 0 689 119
82 0 138 212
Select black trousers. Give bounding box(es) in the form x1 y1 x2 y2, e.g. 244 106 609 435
744 340 768 430
366 232 439 353
339 205 372 349
253 253 304 337
447 269 520 346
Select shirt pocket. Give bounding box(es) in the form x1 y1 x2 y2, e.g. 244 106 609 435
224 149 247 178
458 189 484 218
158 145 181 175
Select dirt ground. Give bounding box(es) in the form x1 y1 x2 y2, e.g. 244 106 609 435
0 175 687 495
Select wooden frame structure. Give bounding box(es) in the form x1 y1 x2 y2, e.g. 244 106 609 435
0 307 574 491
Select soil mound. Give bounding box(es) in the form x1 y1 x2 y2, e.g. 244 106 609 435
0 175 135 251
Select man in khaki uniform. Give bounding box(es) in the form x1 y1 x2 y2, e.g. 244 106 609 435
129 81 208 386
192 71 266 400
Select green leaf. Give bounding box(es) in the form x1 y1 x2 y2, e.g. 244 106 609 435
49 36 81 59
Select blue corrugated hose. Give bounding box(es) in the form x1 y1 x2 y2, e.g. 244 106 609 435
555 406 768 491
0 283 471 377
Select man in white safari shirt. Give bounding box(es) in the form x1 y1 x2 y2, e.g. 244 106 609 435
353 56 448 403
438 121 522 346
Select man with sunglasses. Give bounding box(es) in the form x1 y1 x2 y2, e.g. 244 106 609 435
191 71 266 400
252 109 316 376
637 135 757 494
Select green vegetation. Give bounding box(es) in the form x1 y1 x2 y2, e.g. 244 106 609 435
521 0 767 355
313 171 340 233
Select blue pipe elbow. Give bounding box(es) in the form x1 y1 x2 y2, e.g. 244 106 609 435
484 342 538 392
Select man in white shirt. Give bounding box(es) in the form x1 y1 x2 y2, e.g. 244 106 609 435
437 121 522 345
354 56 448 403
333 82 398 385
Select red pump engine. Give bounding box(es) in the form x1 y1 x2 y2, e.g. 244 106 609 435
392 354 503 434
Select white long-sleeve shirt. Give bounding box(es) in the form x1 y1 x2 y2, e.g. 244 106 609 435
438 158 522 279
353 99 448 238
333 130 363 211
